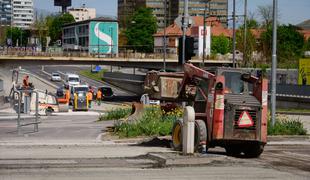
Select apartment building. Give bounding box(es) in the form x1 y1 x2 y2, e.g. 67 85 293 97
118 0 228 30
12 0 34 29
0 0 12 26
68 5 96 22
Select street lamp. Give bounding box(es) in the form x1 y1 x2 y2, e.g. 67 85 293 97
271 0 278 126
97 23 100 58
109 26 113 58
163 0 167 72
232 0 236 68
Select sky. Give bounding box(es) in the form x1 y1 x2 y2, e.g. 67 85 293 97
34 0 310 25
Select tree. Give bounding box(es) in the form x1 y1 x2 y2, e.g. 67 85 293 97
125 8 157 53
257 5 273 27
48 13 75 44
6 27 30 47
259 24 304 68
236 27 257 67
211 34 231 55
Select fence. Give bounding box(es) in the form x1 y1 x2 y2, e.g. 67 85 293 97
273 84 310 97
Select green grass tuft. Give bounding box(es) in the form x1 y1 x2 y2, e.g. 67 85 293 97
268 115 307 135
114 107 182 138
80 69 107 82
99 108 132 121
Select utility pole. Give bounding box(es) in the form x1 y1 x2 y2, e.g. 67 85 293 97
271 0 278 126
163 0 167 71
243 0 247 67
182 0 189 65
202 0 208 67
232 0 236 68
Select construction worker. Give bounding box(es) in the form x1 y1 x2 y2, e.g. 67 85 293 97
87 90 93 108
96 89 102 106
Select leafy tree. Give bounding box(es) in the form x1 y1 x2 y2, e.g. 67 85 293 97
6 27 30 47
236 27 257 67
125 8 157 53
48 13 75 44
259 24 304 68
211 34 231 55
304 38 310 51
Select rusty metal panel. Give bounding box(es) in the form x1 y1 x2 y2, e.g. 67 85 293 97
159 77 183 99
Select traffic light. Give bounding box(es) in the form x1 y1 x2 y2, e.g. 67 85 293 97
178 36 195 64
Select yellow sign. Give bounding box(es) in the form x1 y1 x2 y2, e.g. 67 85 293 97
299 59 310 85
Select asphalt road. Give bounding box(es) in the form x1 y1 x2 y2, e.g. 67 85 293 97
0 111 309 179
23 65 135 96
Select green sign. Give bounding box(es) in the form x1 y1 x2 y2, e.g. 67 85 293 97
89 21 118 54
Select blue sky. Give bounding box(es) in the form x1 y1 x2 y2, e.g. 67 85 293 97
34 0 310 25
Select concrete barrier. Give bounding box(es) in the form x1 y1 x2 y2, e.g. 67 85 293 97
103 72 145 95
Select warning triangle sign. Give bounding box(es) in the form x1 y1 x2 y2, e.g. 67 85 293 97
237 111 254 128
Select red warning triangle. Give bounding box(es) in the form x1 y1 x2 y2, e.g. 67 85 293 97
237 111 254 127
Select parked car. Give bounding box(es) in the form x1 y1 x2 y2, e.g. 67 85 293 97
51 72 62 82
97 86 115 100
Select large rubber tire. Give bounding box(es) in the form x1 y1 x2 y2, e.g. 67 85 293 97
243 144 264 158
194 120 207 153
171 119 183 151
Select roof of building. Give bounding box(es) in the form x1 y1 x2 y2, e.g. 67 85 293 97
154 16 232 38
63 16 118 27
299 30 310 40
296 19 310 30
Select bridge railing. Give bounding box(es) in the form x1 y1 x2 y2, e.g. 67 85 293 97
0 46 180 59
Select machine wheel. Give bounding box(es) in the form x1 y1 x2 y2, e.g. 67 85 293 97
243 144 264 158
45 108 53 116
194 120 208 153
171 119 183 151
225 146 242 156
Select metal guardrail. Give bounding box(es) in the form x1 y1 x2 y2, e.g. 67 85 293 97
269 84 310 98
12 89 40 135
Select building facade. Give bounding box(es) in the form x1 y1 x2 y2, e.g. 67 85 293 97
153 16 229 58
0 0 12 26
118 0 228 30
12 0 34 29
68 5 96 22
62 17 118 56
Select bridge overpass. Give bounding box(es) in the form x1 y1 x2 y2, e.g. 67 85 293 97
0 56 232 70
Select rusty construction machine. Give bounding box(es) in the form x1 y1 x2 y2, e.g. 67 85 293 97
143 63 268 157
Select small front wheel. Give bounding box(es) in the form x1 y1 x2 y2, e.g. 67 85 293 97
171 119 183 151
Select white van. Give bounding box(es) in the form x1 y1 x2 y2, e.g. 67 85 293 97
65 74 80 88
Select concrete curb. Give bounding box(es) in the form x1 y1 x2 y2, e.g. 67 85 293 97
146 152 227 168
277 111 310 116
267 135 309 142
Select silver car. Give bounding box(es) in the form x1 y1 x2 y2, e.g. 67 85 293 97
51 72 62 82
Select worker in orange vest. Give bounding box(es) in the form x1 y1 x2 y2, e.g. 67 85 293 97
96 89 102 106
87 90 93 108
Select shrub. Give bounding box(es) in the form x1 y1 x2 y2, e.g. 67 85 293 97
268 115 307 135
114 106 182 138
99 108 132 121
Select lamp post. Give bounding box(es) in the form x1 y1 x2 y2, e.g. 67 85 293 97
97 23 99 58
110 26 113 58
182 0 189 65
232 0 236 68
271 0 278 126
243 0 247 66
202 0 209 67
163 0 167 72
